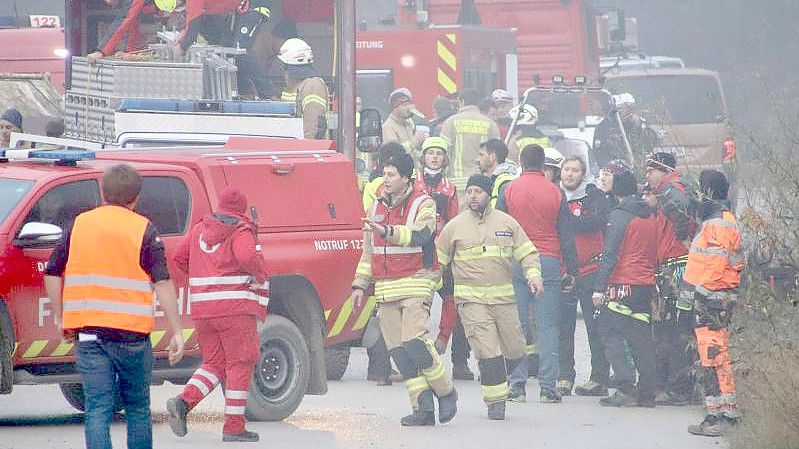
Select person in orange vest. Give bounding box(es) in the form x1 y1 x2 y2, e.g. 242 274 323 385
166 187 268 443
350 151 458 426
684 170 744 437
44 164 185 449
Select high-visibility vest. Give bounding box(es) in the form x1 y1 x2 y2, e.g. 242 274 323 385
370 186 436 280
62 205 155 334
490 171 517 208
684 210 744 293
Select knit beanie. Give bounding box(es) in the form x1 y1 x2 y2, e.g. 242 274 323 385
218 187 248 215
612 170 638 198
466 174 493 195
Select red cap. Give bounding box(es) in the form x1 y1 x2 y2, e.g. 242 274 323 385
218 187 247 215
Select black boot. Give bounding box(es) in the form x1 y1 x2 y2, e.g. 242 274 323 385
401 390 436 426
487 401 506 420
437 388 458 423
166 397 189 437
222 430 260 442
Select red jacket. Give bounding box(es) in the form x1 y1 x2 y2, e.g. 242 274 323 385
99 0 148 56
500 171 579 275
414 173 458 235
594 197 658 291
371 186 438 279
652 171 695 262
186 0 241 24
174 212 269 319
566 183 614 277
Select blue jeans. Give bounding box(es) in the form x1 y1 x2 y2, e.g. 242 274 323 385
76 338 153 449
509 255 562 394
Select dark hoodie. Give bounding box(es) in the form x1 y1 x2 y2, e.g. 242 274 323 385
594 196 658 292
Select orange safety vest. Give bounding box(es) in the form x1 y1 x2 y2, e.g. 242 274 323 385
62 205 155 334
370 186 436 280
684 210 744 293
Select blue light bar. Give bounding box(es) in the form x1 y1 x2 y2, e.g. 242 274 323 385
29 150 96 161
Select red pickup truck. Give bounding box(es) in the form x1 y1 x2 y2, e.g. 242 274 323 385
0 138 365 420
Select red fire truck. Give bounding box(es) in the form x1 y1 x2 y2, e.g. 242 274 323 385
397 0 601 90
356 26 517 117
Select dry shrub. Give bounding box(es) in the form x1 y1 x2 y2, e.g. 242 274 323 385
728 96 799 448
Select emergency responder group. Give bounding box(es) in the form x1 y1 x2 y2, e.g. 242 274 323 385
362 84 743 435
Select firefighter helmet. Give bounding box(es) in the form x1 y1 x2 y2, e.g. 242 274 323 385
509 104 539 125
278 38 314 65
420 136 450 167
153 0 178 13
544 147 564 169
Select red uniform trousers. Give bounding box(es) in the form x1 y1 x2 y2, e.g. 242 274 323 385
179 314 260 434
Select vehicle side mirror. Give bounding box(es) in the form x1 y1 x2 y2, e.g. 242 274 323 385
357 108 383 153
14 222 63 248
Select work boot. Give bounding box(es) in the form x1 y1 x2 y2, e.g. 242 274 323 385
528 354 539 378
452 361 475 380
401 390 435 426
508 383 526 403
222 430 260 442
166 397 189 437
655 391 689 406
687 415 735 437
539 389 562 403
556 380 573 397
487 401 506 420
574 380 609 397
599 391 637 407
437 388 458 423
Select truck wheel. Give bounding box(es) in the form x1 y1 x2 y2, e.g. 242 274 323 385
0 304 14 394
324 345 350 381
59 383 124 413
246 315 310 422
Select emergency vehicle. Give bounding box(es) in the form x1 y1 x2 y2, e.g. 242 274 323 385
0 0 372 420
355 26 517 118
397 0 602 90
0 139 365 421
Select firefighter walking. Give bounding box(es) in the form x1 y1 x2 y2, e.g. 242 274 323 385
167 187 269 443
684 170 744 437
350 152 458 426
437 174 542 420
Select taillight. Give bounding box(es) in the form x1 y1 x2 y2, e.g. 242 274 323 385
722 137 736 163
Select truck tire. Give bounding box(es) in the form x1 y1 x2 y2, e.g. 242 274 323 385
59 383 124 413
324 345 350 381
0 303 14 394
246 315 310 422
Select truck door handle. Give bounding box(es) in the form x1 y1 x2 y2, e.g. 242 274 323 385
272 163 295 175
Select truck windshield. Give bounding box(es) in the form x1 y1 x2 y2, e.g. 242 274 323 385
525 90 613 128
604 75 725 125
0 179 35 225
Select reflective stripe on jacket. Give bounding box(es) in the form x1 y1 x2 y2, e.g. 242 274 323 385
176 213 269 319
296 76 329 139
440 106 500 190
684 209 744 292
371 187 437 279
437 206 541 305
414 175 458 234
62 205 154 334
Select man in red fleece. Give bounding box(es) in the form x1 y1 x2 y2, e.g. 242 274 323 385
167 187 268 443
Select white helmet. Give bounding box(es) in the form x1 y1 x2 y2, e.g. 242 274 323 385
544 147 564 169
278 38 314 65
509 104 539 125
613 93 636 107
